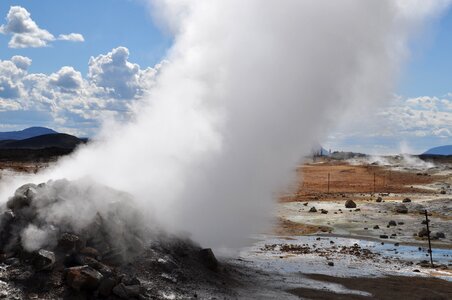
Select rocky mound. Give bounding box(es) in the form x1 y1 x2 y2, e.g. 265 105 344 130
0 180 231 299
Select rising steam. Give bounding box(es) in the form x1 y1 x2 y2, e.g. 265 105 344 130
1 0 450 249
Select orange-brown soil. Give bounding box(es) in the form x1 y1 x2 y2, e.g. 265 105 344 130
274 218 331 236
0 161 49 173
281 160 444 203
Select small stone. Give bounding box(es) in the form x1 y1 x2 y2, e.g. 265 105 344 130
395 243 400 246
398 222 404 225
327 262 334 266
380 235 388 239
388 220 397 227
303 202 308 206
309 207 317 213
413 269 420 272
402 198 411 203
373 225 380 229
345 200 356 208
376 197 382 203
320 209 328 214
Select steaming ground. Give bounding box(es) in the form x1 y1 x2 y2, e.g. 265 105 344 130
2 0 450 249
1 0 452 298
0 155 451 299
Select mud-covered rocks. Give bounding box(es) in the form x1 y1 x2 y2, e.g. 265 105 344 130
345 200 356 208
65 265 103 290
395 204 408 214
33 249 55 271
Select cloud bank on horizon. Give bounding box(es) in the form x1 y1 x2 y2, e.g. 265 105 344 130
0 3 450 154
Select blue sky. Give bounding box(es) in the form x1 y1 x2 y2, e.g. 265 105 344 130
0 1 451 154
0 0 171 74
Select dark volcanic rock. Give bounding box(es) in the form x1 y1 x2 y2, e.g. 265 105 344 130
113 283 141 299
98 277 117 297
418 228 429 238
309 207 317 213
388 220 397 227
435 232 446 239
66 265 103 290
199 248 218 271
345 200 356 208
58 233 83 252
395 204 408 214
33 249 55 271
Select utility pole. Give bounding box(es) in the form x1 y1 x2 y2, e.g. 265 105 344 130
373 172 376 194
327 173 330 193
424 210 434 267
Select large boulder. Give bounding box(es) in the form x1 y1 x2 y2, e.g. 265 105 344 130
345 200 356 208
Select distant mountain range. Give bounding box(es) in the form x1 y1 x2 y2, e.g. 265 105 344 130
0 127 57 140
0 127 86 150
0 134 84 150
423 145 452 156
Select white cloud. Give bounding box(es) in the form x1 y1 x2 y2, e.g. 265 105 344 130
49 67 83 92
11 55 32 70
0 6 83 48
88 47 157 99
58 33 85 42
0 47 161 136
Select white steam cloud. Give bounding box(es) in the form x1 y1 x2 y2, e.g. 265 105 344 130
1 0 450 249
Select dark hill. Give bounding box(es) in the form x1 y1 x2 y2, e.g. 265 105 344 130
0 133 84 150
422 145 452 156
0 127 58 140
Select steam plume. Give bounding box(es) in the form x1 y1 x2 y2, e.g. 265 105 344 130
1 0 450 248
